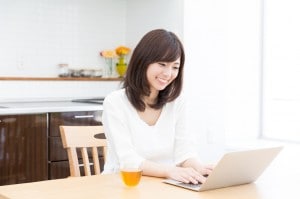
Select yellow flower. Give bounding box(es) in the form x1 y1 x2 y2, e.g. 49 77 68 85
100 50 116 58
115 46 130 56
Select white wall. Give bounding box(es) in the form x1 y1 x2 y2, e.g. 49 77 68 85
184 0 227 161
0 0 126 101
0 0 126 77
225 0 261 143
0 81 121 102
126 0 184 49
184 0 261 161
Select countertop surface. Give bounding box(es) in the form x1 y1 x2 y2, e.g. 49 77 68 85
0 101 103 115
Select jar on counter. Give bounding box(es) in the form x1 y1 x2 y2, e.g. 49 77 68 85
58 63 69 77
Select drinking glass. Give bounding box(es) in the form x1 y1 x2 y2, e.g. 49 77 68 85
120 164 142 187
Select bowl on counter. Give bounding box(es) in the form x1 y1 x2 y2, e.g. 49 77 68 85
61 69 103 78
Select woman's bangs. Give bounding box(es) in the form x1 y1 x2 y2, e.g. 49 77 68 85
159 45 181 62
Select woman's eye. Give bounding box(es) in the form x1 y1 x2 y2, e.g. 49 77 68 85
172 64 180 70
159 63 166 67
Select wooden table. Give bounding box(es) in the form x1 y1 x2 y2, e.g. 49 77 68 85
0 146 299 199
0 172 298 199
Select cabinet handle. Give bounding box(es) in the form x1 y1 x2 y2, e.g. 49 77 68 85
74 115 94 119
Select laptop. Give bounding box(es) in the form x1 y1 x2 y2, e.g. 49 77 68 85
163 146 283 191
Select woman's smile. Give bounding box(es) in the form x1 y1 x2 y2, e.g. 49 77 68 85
157 77 169 85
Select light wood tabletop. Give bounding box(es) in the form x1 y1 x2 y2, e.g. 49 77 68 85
0 145 299 199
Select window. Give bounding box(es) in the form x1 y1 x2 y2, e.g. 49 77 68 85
262 0 300 142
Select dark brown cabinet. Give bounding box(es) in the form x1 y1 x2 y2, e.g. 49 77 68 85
48 111 103 179
0 110 103 185
0 114 48 186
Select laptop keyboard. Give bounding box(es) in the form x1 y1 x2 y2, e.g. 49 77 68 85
163 179 202 191
178 182 201 189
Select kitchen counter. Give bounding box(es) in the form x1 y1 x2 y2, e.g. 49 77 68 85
0 101 103 115
0 77 122 81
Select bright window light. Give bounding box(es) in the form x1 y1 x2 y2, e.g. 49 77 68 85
263 0 300 142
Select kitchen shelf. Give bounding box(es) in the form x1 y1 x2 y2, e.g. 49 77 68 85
0 77 122 81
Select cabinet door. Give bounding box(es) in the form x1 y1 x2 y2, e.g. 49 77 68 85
49 111 102 136
0 114 48 185
48 111 102 179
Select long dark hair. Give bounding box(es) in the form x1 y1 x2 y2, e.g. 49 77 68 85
123 29 185 111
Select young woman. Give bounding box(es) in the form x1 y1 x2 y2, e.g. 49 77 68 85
102 29 213 184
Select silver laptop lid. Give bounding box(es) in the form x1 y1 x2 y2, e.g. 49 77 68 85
163 146 283 191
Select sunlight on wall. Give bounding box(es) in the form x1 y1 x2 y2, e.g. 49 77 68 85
183 0 261 159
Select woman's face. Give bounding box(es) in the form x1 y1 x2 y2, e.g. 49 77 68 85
146 57 181 93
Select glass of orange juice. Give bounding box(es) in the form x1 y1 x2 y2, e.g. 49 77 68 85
120 164 142 187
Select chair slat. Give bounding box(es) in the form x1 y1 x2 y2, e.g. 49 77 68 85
92 147 101 175
81 148 91 176
68 148 80 177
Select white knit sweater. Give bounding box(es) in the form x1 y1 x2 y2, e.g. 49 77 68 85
102 89 197 174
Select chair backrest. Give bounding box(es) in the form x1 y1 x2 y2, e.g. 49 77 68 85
59 125 107 177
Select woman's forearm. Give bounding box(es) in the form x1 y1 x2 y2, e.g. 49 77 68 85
140 158 212 184
140 160 171 178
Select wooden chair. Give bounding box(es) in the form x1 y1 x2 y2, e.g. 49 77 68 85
59 125 107 177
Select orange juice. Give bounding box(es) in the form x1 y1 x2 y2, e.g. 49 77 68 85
120 169 142 187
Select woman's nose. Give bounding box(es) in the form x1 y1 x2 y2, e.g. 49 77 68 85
162 66 172 77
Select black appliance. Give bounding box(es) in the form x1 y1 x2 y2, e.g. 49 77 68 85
71 97 105 104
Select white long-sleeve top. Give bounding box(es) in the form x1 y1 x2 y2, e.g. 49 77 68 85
102 89 197 174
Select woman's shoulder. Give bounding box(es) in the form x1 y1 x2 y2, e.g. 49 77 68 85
165 93 187 114
105 88 125 98
104 88 127 104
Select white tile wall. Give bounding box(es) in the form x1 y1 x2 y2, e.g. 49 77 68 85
0 0 126 77
0 80 121 102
